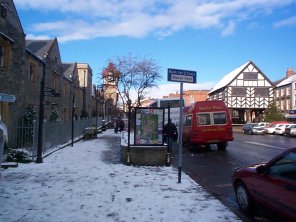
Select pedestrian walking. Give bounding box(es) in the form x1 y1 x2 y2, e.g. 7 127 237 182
163 119 178 153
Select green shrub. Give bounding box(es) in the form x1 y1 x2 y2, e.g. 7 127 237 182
4 148 32 163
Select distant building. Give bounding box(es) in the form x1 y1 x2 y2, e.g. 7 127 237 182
163 90 209 106
274 68 296 117
102 63 120 116
208 61 274 123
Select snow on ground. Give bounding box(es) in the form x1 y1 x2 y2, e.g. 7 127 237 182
0 129 241 222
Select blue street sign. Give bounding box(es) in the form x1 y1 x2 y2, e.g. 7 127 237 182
168 68 197 83
0 93 16 103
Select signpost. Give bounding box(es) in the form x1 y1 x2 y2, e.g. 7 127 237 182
168 68 197 83
167 68 196 183
43 87 60 97
0 93 16 103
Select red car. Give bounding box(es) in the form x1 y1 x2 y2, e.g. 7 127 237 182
232 148 296 222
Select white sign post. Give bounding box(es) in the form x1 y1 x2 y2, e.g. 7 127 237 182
167 68 197 183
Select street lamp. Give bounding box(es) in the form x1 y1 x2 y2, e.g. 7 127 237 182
71 93 76 147
36 55 47 163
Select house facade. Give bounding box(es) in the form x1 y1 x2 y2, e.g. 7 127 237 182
208 61 274 123
274 68 296 119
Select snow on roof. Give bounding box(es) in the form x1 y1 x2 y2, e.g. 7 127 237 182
276 74 296 87
209 61 250 94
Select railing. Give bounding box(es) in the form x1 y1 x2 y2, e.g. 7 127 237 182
7 117 103 159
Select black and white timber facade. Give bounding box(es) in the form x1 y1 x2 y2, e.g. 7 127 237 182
208 61 274 123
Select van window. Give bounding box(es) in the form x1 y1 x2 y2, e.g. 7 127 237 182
184 115 192 126
197 113 211 125
213 112 227 124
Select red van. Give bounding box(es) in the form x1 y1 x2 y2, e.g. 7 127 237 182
182 100 233 150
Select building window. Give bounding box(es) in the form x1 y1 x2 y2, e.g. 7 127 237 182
254 88 269 97
52 74 59 89
64 82 68 96
276 89 280 98
232 87 246 96
281 100 285 110
1 4 8 18
243 72 258 80
286 87 291 96
189 95 194 104
294 83 296 90
0 45 3 67
281 88 285 97
27 62 36 82
286 99 291 110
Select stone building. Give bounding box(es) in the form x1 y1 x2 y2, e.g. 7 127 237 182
0 0 95 132
208 61 274 123
0 0 28 127
102 63 120 116
77 63 93 118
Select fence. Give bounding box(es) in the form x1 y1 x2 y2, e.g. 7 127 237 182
7 117 103 159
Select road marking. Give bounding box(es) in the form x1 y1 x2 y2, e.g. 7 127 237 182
245 141 286 150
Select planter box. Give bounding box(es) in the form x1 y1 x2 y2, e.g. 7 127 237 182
121 145 169 166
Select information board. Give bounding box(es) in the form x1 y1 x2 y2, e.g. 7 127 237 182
134 107 164 145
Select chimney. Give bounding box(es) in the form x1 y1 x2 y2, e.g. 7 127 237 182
286 68 295 78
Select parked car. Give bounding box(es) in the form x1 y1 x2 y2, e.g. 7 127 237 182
232 148 296 222
264 121 289 134
285 124 296 136
242 123 265 135
274 124 292 135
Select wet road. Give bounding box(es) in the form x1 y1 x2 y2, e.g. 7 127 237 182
171 132 296 222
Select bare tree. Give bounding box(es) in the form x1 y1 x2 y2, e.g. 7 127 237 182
113 54 162 109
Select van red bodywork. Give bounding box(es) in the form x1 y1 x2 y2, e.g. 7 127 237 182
182 100 233 150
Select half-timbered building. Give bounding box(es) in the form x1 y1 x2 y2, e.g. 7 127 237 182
208 61 274 123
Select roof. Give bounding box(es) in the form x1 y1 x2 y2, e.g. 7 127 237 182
276 74 296 88
25 39 54 61
208 61 250 94
62 63 76 80
0 32 14 43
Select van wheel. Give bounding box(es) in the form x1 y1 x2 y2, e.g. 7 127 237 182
217 142 227 151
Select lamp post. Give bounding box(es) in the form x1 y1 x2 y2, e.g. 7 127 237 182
71 93 75 147
36 58 46 163
95 85 98 136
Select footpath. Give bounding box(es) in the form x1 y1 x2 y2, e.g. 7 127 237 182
0 129 241 222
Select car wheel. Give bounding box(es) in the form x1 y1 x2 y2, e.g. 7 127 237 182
217 142 227 151
235 181 254 213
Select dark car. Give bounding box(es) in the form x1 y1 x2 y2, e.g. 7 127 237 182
232 148 296 222
285 124 296 136
242 123 266 135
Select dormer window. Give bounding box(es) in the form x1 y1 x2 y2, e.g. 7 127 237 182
1 4 8 18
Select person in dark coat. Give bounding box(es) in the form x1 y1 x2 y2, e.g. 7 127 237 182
163 119 178 153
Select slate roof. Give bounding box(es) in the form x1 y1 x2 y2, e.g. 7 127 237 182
63 63 76 80
25 39 54 60
276 74 296 87
209 61 250 94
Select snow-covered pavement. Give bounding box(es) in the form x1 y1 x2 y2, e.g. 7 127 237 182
0 130 241 222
